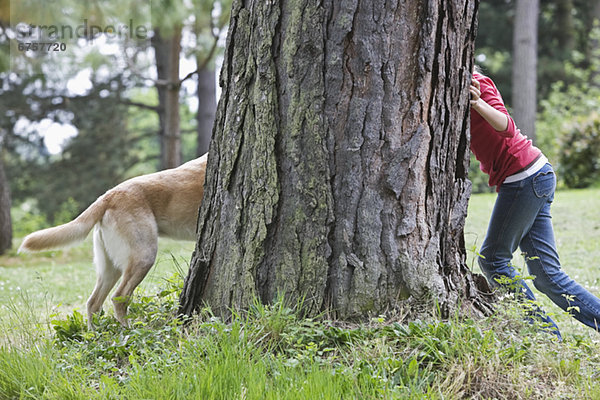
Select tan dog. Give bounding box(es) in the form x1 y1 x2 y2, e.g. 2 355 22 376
18 153 207 328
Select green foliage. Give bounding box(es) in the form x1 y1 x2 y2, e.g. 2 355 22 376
52 197 80 225
1 0 221 222
474 0 513 98
537 29 600 188
476 0 600 105
558 113 600 188
10 201 50 238
51 309 86 342
40 80 139 222
468 154 494 194
8 77 143 223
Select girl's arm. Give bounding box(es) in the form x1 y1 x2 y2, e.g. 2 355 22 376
470 78 509 132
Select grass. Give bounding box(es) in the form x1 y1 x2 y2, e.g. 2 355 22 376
0 289 599 399
0 237 194 327
0 188 600 398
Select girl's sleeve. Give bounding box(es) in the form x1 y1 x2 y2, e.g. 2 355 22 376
477 76 518 138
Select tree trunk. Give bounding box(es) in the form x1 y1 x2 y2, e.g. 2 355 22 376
555 0 575 56
593 0 600 33
153 27 183 169
180 0 488 319
196 66 216 156
589 0 600 85
0 154 12 255
512 0 539 143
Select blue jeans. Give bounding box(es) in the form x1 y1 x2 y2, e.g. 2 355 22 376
479 163 600 338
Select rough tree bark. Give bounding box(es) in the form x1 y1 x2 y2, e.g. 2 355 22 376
512 0 539 143
153 27 183 169
0 154 12 255
180 0 488 319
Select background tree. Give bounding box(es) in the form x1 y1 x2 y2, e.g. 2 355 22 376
587 0 600 84
195 53 216 157
0 6 13 252
512 0 539 142
555 0 575 56
476 0 600 102
142 0 231 166
0 142 11 255
0 74 140 223
0 0 154 226
192 0 232 156
35 80 139 221
180 0 489 319
152 22 184 170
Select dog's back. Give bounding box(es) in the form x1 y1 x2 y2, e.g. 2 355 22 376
19 154 207 253
102 153 207 241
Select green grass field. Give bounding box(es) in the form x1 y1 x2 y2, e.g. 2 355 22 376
1 189 600 398
0 237 194 329
3 188 598 338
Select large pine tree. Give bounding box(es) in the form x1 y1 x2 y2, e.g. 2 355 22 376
180 0 489 319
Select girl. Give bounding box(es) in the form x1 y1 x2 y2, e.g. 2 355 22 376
470 70 600 339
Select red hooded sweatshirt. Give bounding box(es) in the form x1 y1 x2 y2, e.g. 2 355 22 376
470 72 541 189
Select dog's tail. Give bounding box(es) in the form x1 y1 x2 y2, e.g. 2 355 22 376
18 195 109 253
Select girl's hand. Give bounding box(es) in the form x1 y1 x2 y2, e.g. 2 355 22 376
469 77 509 131
470 78 481 107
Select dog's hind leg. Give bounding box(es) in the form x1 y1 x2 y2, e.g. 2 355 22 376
111 258 156 327
87 227 122 329
108 212 158 327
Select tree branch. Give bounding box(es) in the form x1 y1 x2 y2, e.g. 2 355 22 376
120 99 160 112
179 29 221 85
